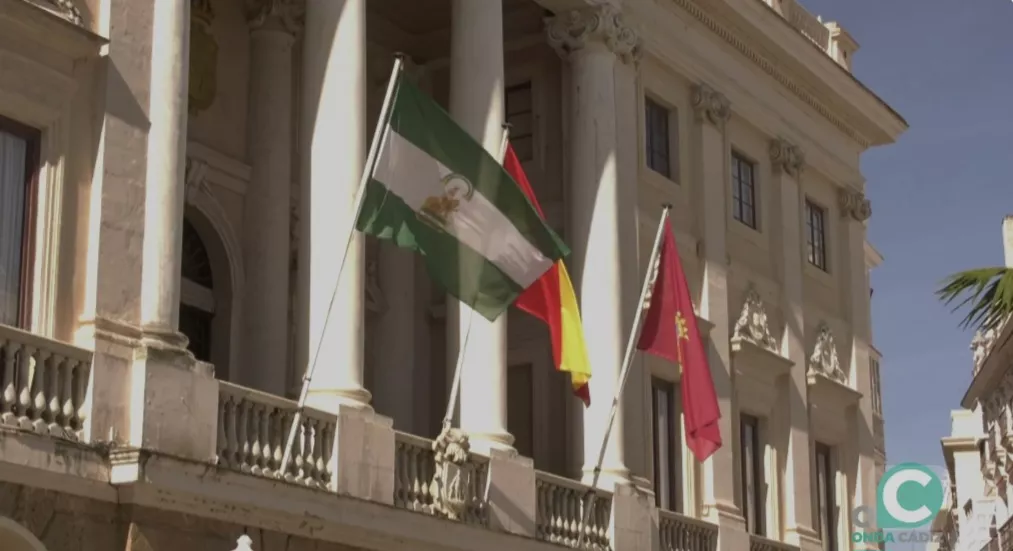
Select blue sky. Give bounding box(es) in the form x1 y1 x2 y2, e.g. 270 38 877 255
796 0 1013 547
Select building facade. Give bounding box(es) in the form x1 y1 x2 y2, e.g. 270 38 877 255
933 217 1013 551
0 0 903 550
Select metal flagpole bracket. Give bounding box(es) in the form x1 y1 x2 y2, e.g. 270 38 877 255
277 55 405 478
575 204 673 549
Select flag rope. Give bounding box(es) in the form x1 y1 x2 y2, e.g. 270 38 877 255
575 203 673 549
441 124 513 430
278 55 406 477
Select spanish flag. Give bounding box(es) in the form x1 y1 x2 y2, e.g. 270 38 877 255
504 144 592 406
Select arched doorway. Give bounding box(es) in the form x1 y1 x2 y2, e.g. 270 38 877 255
0 517 47 551
179 208 233 380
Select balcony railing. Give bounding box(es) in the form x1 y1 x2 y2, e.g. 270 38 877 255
760 0 831 52
659 509 719 551
393 430 489 527
0 324 92 441
535 470 613 549
750 534 800 551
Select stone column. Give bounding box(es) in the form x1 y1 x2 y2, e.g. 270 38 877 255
770 138 820 550
299 0 370 412
447 0 513 454
691 83 748 548
547 5 640 488
242 0 299 394
838 189 877 533
139 0 192 351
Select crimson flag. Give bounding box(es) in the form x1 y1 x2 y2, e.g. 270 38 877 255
637 218 722 461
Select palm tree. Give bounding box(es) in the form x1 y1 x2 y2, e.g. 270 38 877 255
937 267 1013 331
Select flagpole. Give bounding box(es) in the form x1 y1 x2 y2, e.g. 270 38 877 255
575 203 673 548
278 55 405 477
441 123 513 430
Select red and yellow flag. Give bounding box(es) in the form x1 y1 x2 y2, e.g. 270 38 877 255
504 145 591 405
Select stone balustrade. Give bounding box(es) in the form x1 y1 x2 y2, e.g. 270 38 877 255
393 430 489 527
659 509 719 551
0 323 91 441
216 381 335 488
535 470 613 550
760 0 832 52
749 534 800 551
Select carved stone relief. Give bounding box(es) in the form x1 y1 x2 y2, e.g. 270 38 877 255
429 426 472 520
545 4 640 64
189 0 219 116
184 156 211 205
808 323 847 384
732 286 778 353
30 0 83 25
769 138 805 177
691 83 731 127
972 327 1000 374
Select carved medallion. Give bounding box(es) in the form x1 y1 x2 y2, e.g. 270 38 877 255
189 0 219 116
808 323 847 384
732 286 778 352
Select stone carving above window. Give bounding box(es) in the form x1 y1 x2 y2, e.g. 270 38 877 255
769 138 804 177
808 323 847 384
732 286 778 353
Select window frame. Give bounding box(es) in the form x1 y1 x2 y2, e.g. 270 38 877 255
815 442 837 551
0 115 41 330
505 81 535 163
644 96 673 179
740 413 765 536
805 199 829 272
731 152 758 230
651 377 682 512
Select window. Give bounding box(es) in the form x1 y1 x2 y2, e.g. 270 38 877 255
179 218 216 363
507 363 534 459
731 153 757 229
740 414 765 535
806 200 828 271
870 357 883 416
505 82 534 162
652 378 682 511
0 117 40 329
815 443 837 551
645 98 674 178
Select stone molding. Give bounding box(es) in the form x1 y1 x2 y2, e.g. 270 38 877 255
32 0 82 26
545 4 640 65
769 138 805 177
808 322 847 384
245 0 303 34
732 286 778 353
690 83 730 127
838 189 872 222
662 0 870 146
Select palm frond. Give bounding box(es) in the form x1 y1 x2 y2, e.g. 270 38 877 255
936 267 1013 331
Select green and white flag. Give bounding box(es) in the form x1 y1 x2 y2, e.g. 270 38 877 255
356 74 569 321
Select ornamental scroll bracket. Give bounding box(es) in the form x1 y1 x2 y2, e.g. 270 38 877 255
545 4 641 65
691 83 731 128
769 138 805 177
838 189 872 222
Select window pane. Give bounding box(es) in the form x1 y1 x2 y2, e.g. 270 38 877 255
654 385 671 510
0 130 28 327
645 99 670 178
740 415 763 535
732 154 757 229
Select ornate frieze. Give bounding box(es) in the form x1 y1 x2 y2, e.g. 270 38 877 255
545 5 640 64
769 138 805 177
808 323 847 384
732 286 778 353
245 0 303 34
838 189 872 222
690 84 730 127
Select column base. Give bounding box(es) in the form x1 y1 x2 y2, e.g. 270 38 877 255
140 324 195 364
466 431 516 455
307 387 373 415
610 483 656 551
786 526 824 551
582 466 632 490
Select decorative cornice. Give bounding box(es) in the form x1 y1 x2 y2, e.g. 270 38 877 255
662 0 869 147
769 138 805 177
545 5 640 65
245 0 303 34
808 323 847 384
838 189 871 222
691 83 730 127
732 286 778 353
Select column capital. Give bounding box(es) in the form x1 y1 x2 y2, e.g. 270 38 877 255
691 83 730 127
838 189 872 222
245 0 303 34
545 4 640 64
769 138 805 177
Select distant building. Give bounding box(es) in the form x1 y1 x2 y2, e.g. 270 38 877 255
0 0 903 550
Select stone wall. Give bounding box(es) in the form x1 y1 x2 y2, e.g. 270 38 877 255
0 482 365 551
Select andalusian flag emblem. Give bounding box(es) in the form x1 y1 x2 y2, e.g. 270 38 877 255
356 73 570 321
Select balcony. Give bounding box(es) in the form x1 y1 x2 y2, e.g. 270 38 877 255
758 0 855 70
